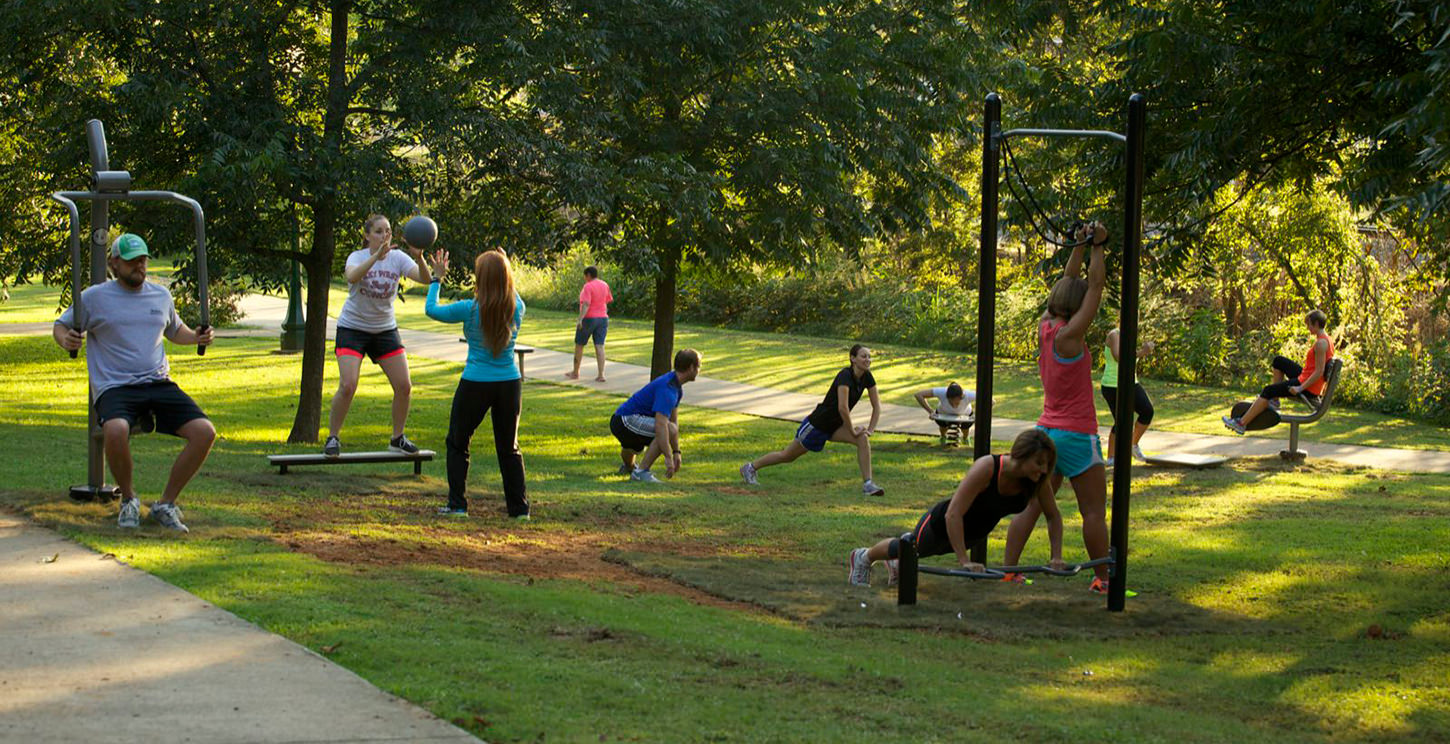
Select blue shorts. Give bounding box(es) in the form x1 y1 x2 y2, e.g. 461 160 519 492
575 317 608 346
1036 425 1103 478
794 418 831 453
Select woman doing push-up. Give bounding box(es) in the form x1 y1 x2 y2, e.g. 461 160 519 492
846 429 1065 586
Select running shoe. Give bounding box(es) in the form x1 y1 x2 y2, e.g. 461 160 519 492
631 468 662 483
1132 445 1147 462
389 434 420 455
847 548 872 587
1089 577 1138 598
150 502 189 533
117 497 141 529
739 462 759 486
885 559 900 587
512 513 532 522
436 506 468 517
1221 416 1246 435
617 462 633 476
862 479 885 497
1000 572 1028 585
323 435 341 457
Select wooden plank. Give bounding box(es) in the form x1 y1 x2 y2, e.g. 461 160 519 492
1141 453 1228 469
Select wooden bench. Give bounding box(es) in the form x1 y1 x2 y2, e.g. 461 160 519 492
267 449 437 475
458 340 535 377
1278 357 1344 461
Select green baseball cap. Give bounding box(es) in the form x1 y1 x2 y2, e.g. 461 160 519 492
110 233 149 260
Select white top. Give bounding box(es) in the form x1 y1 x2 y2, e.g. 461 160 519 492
335 248 419 333
931 386 975 417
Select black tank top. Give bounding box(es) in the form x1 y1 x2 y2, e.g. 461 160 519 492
926 455 1039 542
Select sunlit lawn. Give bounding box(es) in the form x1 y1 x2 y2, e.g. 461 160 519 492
2 333 1447 742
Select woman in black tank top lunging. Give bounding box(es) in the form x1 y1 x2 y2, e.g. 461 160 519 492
848 429 1065 586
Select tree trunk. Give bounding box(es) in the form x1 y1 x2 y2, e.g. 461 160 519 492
287 0 351 443
650 242 679 378
287 236 334 443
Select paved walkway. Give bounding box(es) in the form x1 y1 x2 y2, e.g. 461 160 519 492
0 512 478 744
225 294 1450 474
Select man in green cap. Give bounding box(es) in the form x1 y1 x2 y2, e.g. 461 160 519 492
54 233 216 532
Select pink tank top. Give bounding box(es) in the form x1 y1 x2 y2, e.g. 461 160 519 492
1038 319 1099 434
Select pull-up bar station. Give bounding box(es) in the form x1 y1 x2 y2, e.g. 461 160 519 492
50 119 211 502
905 93 1145 612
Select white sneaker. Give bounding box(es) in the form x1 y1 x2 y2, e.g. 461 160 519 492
631 468 662 483
117 497 140 528
862 480 884 497
847 548 872 586
1132 445 1147 462
740 462 759 486
1105 456 1115 467
885 559 900 587
149 502 189 533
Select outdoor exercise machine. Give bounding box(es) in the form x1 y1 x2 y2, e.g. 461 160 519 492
51 120 210 501
929 411 974 446
970 93 1144 612
896 536 1116 605
1227 357 1345 461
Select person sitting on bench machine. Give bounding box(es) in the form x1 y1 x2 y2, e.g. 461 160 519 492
846 429 1064 587
1223 309 1335 435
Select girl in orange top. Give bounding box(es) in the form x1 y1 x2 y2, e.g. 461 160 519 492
1223 309 1334 434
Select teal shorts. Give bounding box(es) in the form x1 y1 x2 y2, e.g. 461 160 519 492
1036 425 1103 478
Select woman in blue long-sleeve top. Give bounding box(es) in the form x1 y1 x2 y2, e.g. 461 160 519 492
424 249 529 519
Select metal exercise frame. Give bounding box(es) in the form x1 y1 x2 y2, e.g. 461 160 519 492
896 536 1116 605
973 93 1146 612
50 119 210 501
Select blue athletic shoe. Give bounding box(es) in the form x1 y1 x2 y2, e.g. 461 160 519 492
436 506 468 517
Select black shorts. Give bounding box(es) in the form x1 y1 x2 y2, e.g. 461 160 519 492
95 381 207 436
908 512 954 559
610 413 654 453
335 326 405 363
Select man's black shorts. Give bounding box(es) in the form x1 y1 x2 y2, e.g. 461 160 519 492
96 381 208 435
335 326 405 363
610 413 654 453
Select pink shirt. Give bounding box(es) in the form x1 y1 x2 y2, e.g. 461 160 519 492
579 278 613 319
1037 319 1099 434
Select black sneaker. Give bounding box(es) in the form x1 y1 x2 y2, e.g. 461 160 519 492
436 506 468 517
389 434 420 455
323 435 341 457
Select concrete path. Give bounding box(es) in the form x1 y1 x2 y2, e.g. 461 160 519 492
0 513 478 744
229 295 1450 474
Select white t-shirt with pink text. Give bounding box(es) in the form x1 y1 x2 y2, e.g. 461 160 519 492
336 248 419 333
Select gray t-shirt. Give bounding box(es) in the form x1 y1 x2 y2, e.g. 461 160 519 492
57 280 182 400
335 248 419 333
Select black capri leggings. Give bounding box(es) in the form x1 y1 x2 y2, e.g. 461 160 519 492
445 378 528 517
1100 382 1155 433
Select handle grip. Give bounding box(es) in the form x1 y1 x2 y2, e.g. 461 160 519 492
197 325 210 356
69 349 78 359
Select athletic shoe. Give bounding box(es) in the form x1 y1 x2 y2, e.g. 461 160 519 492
1000 572 1029 585
117 497 141 528
847 548 872 586
631 468 662 483
512 513 532 522
885 559 900 587
862 480 885 497
1088 576 1138 597
1268 398 1280 410
1221 416 1246 435
389 434 420 454
323 436 341 457
617 463 633 476
150 502 189 533
1132 445 1147 462
739 462 759 486
436 506 468 517
1104 456 1115 467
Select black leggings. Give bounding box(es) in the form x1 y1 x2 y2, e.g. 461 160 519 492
1260 355 1305 399
1100 383 1155 434
445 378 528 516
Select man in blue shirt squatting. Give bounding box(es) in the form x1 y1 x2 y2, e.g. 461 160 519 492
609 349 702 482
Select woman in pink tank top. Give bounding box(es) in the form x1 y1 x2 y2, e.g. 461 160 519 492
1002 221 1114 591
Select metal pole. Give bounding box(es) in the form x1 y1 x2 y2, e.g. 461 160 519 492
281 207 306 352
972 93 1001 565
1109 94 1146 612
896 535 918 606
83 120 112 500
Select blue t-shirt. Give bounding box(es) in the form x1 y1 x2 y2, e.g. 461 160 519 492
425 282 525 382
615 372 683 419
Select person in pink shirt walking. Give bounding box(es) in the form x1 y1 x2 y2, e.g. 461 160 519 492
1001 221 1114 593
566 265 613 382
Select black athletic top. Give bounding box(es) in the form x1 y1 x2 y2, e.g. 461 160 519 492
923 455 1040 544
807 366 876 433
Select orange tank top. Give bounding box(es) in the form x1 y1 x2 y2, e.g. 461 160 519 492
1299 332 1334 396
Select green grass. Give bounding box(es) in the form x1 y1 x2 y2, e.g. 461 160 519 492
1 267 179 324
2 333 1448 742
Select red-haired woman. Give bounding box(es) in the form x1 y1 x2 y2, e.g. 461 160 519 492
425 249 529 519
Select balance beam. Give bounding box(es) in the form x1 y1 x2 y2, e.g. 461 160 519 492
267 450 437 475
